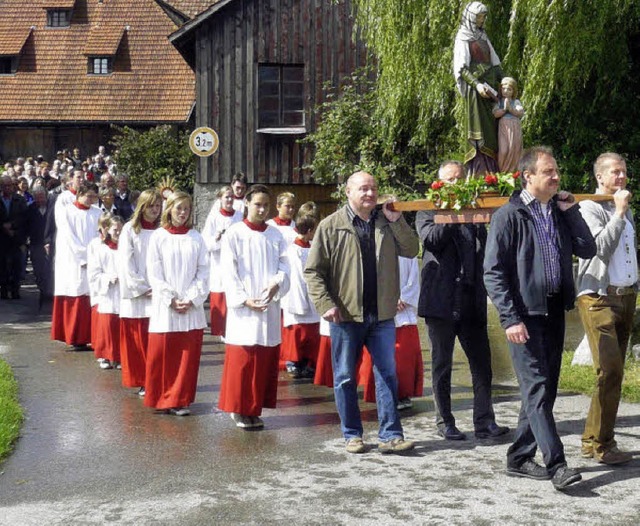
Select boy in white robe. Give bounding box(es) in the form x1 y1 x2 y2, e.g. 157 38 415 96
266 191 297 245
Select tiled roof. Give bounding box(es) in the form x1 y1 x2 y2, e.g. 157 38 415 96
37 0 77 8
0 0 195 123
162 1 215 19
0 26 33 55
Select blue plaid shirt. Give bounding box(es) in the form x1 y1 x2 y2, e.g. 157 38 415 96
520 189 562 294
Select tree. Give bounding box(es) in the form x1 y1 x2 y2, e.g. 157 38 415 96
110 125 196 193
310 1 640 200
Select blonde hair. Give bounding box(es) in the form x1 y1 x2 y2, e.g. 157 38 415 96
103 215 124 243
216 185 233 199
276 191 296 206
161 191 193 229
130 189 162 234
98 212 113 240
501 77 518 98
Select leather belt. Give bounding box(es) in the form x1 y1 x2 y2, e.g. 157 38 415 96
607 285 636 296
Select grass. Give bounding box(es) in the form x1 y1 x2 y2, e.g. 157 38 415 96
560 351 640 403
0 358 23 462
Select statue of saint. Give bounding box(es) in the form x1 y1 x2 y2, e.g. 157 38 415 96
453 2 503 177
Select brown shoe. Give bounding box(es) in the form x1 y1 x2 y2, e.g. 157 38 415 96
581 442 594 459
595 446 633 465
378 437 415 454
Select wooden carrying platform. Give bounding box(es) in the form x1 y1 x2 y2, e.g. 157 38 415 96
389 194 613 223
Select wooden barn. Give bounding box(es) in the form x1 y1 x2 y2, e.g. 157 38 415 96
169 0 369 218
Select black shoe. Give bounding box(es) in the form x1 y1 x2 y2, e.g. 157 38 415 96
437 425 467 441
10 288 20 299
507 459 551 480
70 344 90 352
551 464 582 490
475 422 510 439
0 287 9 300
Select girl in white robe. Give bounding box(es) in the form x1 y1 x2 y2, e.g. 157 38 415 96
201 185 242 337
118 190 162 394
144 191 209 416
266 191 297 245
218 184 290 429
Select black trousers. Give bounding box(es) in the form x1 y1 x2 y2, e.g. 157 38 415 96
425 317 495 430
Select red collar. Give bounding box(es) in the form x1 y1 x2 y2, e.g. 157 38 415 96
294 238 310 248
70 187 77 196
105 239 118 250
73 201 90 210
165 225 190 235
243 219 267 232
273 217 292 226
141 218 157 230
220 208 235 217
233 195 244 200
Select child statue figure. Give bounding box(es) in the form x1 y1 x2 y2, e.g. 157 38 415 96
493 77 524 172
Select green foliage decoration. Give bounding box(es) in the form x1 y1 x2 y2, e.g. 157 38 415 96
110 125 196 193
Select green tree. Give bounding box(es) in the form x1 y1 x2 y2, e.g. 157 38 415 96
110 125 196 193
311 1 640 200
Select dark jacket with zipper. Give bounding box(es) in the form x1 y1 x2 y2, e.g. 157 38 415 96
416 210 488 323
483 191 597 330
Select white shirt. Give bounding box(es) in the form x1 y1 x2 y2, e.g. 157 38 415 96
394 256 419 327
118 222 155 319
608 217 638 287
281 240 320 327
201 207 243 292
146 228 209 333
222 221 290 347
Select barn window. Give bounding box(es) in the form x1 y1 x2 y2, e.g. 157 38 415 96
88 57 111 75
0 56 17 75
258 64 305 131
47 9 72 28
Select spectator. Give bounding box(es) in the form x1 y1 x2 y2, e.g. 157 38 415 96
0 175 28 299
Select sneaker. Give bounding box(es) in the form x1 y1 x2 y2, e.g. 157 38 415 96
98 359 112 370
114 362 122 370
301 366 316 379
169 407 190 416
286 366 302 379
506 459 551 480
595 446 633 465
345 437 366 454
137 387 146 397
551 464 582 490
231 413 252 428
378 437 415 454
475 422 510 439
250 416 264 429
397 398 413 410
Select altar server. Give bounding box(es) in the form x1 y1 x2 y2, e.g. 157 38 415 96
267 191 297 245
218 184 290 429
201 185 242 337
50 182 101 349
118 190 162 394
144 192 209 416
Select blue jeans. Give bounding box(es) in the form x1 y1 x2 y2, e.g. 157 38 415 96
330 315 404 442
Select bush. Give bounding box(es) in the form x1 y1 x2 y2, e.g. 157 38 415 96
110 125 196 193
0 359 23 462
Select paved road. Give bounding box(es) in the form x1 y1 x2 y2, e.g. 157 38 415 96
0 284 639 525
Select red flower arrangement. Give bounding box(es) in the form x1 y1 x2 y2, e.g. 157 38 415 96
425 171 520 210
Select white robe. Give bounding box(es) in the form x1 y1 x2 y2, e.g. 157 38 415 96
54 204 101 297
118 223 154 319
320 317 330 337
146 228 209 333
87 242 120 315
281 242 320 327
266 219 297 245
394 256 419 328
87 238 102 307
222 222 290 347
201 207 243 292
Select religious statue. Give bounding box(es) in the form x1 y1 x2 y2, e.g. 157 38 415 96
493 77 524 172
453 2 503 177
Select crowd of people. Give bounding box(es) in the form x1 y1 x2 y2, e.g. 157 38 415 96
1 145 636 493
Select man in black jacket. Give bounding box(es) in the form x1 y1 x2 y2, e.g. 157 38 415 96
484 146 597 490
416 161 508 441
0 175 28 299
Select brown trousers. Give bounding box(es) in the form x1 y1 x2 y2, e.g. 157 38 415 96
577 292 636 453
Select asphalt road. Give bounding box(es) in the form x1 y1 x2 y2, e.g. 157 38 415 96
0 283 639 525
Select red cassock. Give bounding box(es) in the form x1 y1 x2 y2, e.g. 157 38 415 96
313 335 334 388
209 292 227 336
51 295 92 346
92 312 121 363
120 317 149 388
144 330 203 410
358 326 424 403
218 344 280 416
90 305 99 348
279 322 320 367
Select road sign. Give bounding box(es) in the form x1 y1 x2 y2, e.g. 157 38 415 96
189 127 219 157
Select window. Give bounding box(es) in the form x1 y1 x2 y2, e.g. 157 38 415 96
88 57 111 75
47 9 72 28
0 56 17 75
258 64 305 129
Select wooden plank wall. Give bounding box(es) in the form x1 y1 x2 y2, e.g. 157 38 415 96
195 0 368 185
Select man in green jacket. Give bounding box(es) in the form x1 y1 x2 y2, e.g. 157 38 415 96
304 171 419 454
